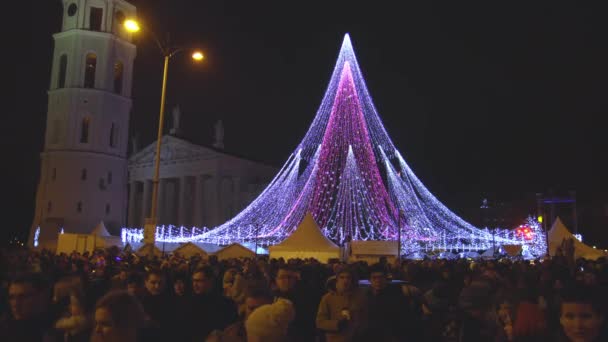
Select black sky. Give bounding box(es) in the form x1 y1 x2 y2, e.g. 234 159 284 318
11 1 608 245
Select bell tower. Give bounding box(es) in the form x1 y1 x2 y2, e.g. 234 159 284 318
30 0 137 247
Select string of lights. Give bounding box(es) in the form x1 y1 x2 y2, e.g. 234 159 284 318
120 34 545 257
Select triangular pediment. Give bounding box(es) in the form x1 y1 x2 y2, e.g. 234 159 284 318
129 135 219 166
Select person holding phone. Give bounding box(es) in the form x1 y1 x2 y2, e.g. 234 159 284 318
316 268 368 342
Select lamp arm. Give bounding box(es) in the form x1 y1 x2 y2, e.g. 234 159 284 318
138 22 167 56
167 47 188 59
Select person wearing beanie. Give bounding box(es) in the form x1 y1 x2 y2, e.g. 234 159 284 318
245 298 295 342
316 269 369 342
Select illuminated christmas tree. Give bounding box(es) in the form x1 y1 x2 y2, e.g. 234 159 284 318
124 34 541 255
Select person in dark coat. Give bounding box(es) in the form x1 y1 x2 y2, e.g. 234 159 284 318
139 268 170 342
272 265 319 341
90 290 146 342
0 272 54 342
188 266 238 341
109 266 129 291
365 263 410 341
168 272 191 341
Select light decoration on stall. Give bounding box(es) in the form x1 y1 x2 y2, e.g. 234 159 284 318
517 216 547 258
121 34 545 257
34 227 40 247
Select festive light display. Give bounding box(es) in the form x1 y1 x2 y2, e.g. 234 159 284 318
34 227 40 247
122 34 545 257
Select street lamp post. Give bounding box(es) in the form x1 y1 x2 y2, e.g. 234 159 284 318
124 19 204 250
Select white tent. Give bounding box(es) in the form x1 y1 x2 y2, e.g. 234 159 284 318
348 240 398 264
480 248 497 259
269 212 341 262
172 242 208 258
214 243 256 260
548 217 606 260
459 251 481 259
91 221 111 236
56 221 121 255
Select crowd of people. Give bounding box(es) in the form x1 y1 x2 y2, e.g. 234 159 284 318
1 245 606 342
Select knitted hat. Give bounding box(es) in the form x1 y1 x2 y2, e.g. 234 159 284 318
245 298 295 341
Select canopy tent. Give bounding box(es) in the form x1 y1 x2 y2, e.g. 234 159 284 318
56 221 121 255
480 248 500 259
548 217 606 260
172 242 208 259
269 212 341 262
437 251 458 260
348 240 398 263
214 243 256 260
459 251 481 259
91 221 111 236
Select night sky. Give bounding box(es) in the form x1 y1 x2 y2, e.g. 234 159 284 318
11 1 608 245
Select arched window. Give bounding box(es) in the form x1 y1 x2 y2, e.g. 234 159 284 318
105 203 111 214
47 201 52 213
113 61 123 94
77 201 83 213
58 54 67 88
52 168 56 181
84 53 96 88
109 123 117 147
80 116 91 144
89 7 103 31
108 171 113 184
81 169 87 181
80 117 90 143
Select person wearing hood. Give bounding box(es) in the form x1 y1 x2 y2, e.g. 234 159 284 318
316 268 368 342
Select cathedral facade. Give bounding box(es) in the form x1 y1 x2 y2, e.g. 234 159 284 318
127 109 277 229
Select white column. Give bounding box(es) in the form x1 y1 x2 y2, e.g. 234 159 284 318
142 180 151 225
206 176 220 227
127 181 137 226
192 175 203 227
177 176 188 227
157 178 165 223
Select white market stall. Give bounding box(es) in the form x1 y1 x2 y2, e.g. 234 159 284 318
548 217 606 260
56 221 122 254
214 243 256 260
348 240 398 264
269 213 341 263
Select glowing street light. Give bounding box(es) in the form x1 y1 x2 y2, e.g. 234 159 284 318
192 51 204 61
125 18 205 249
123 19 140 32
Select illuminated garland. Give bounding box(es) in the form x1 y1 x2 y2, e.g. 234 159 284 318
121 34 545 257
